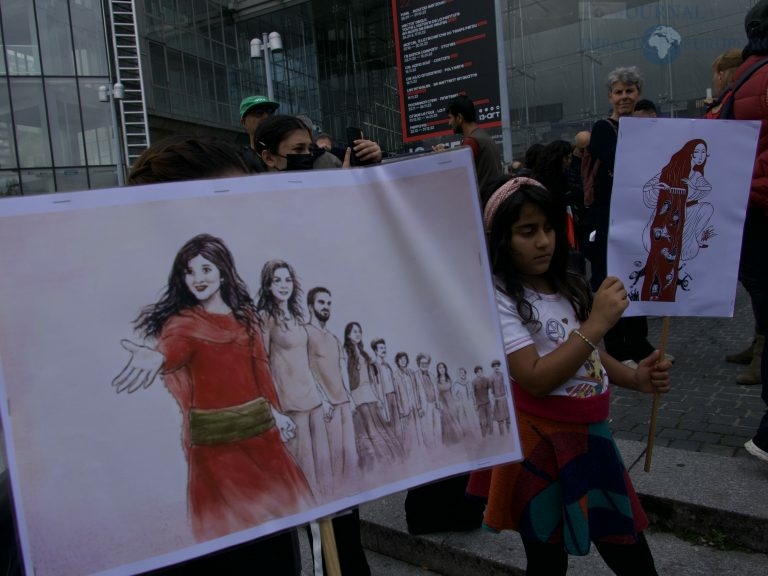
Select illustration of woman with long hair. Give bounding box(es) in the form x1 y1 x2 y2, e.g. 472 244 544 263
255 260 333 497
112 234 313 540
343 322 403 470
435 362 465 445
633 139 715 301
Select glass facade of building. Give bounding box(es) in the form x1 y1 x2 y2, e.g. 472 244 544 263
141 0 401 152
501 0 756 160
140 0 317 134
0 0 118 195
0 0 761 195
147 0 752 160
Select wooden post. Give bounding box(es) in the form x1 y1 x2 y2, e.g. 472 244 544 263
644 317 671 472
319 517 342 576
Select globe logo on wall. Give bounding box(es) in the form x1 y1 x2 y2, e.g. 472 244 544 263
641 25 683 64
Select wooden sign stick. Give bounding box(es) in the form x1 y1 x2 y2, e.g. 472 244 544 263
319 517 342 576
643 316 671 472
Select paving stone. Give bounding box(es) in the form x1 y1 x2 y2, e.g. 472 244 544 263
687 431 721 444
658 428 692 440
609 286 762 455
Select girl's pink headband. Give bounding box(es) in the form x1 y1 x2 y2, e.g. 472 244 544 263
482 177 547 232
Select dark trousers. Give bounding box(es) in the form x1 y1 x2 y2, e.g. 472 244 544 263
147 530 300 576
0 471 21 576
587 204 654 362
3 471 303 576
522 532 659 576
306 508 371 576
604 316 656 362
405 474 484 535
740 209 768 444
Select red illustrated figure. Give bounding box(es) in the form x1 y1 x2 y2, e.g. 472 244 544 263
113 234 314 540
633 139 715 301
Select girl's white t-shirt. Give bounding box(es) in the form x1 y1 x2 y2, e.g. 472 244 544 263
496 287 609 399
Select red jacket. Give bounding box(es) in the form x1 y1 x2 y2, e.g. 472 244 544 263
732 54 768 217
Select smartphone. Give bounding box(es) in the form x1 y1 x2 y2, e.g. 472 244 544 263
346 126 363 166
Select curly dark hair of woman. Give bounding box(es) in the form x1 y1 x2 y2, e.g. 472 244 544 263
127 136 250 185
487 178 592 328
134 234 258 338
255 259 305 323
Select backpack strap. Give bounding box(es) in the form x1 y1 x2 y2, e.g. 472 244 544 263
718 57 768 119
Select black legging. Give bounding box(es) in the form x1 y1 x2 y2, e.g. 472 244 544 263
522 532 659 576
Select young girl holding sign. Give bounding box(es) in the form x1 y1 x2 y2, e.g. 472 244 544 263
480 176 672 575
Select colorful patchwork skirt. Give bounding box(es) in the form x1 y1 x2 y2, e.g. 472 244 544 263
481 412 648 556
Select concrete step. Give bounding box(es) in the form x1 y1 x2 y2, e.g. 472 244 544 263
360 492 768 576
359 439 768 576
616 438 768 553
365 550 445 575
298 527 444 575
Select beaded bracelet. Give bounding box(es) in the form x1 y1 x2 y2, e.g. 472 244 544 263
572 329 598 352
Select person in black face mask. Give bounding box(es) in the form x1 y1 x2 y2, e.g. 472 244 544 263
254 115 316 172
256 115 383 172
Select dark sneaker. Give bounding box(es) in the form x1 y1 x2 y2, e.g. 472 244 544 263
744 438 768 463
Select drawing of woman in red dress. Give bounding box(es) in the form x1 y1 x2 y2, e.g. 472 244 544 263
112 234 313 540
631 139 715 301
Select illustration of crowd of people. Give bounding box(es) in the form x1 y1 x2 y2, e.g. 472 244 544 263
115 241 512 510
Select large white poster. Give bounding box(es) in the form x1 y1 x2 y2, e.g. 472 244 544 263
608 117 760 317
0 149 520 576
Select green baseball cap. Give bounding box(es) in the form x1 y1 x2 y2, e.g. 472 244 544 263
239 95 279 118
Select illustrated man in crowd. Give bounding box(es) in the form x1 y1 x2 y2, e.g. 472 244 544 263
371 338 398 437
305 287 358 482
472 365 493 437
414 353 441 447
490 360 510 435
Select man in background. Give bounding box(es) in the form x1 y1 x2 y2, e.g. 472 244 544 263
633 99 658 117
436 94 503 205
240 95 279 143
